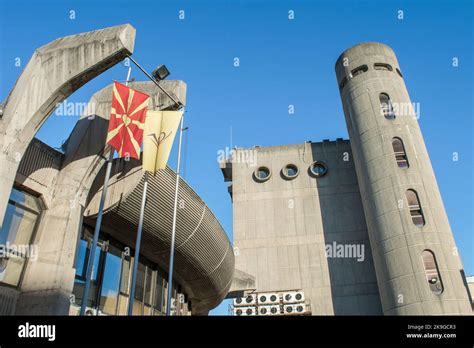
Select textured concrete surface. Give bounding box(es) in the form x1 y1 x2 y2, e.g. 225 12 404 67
223 42 472 316
0 24 136 232
13 80 187 315
335 42 472 315
227 141 383 315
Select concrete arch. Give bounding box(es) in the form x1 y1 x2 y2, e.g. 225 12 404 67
0 24 136 230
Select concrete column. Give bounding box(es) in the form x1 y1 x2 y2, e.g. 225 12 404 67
335 42 471 314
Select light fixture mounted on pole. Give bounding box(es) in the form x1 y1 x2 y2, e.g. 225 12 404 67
152 64 170 81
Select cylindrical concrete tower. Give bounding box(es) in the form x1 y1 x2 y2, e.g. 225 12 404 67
335 42 471 315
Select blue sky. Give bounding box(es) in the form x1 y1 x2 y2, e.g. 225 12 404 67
0 0 472 315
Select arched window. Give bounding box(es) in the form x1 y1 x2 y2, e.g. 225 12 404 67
380 93 396 119
421 250 443 294
406 189 425 227
392 137 409 168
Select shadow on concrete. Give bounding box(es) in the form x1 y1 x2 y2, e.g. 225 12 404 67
313 141 383 315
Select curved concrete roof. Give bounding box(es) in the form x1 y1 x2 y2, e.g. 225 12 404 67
84 158 234 314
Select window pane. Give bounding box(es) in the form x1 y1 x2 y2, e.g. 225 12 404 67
0 203 37 247
144 267 153 305
98 250 122 315
10 188 42 212
392 138 409 169
380 93 395 119
421 250 443 294
351 65 368 77
0 188 42 287
135 262 145 301
0 254 25 286
406 190 418 207
154 274 165 313
120 257 131 294
406 190 425 227
374 63 393 71
75 239 88 277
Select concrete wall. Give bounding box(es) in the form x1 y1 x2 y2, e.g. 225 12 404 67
229 141 382 315
335 42 472 314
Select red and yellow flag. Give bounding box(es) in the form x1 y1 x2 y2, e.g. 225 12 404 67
106 82 150 159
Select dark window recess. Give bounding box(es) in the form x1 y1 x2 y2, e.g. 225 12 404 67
374 63 393 71
339 77 348 90
351 65 368 77
406 189 425 227
392 137 409 168
396 68 403 78
422 250 443 295
379 93 396 119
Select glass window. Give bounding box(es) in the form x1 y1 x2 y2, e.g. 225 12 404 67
135 262 145 302
254 166 271 182
282 164 299 179
120 256 131 295
309 161 328 178
374 63 393 71
351 65 368 77
392 137 409 169
154 273 165 314
98 246 122 315
406 189 425 227
0 187 43 287
144 266 153 306
422 250 443 294
380 93 396 119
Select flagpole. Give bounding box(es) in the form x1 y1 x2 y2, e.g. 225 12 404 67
127 169 148 315
80 66 132 316
166 112 185 316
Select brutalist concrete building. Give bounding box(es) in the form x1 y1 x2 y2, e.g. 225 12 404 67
0 24 235 316
221 43 473 315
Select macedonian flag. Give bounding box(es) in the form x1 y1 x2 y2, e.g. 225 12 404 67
106 82 150 159
143 110 183 174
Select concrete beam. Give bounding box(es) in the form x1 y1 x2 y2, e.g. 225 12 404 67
226 269 256 299
0 24 136 230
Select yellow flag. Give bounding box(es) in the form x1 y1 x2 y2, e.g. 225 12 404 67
143 110 182 173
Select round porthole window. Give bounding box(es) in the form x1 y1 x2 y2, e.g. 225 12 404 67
309 161 328 177
253 166 271 182
281 164 299 180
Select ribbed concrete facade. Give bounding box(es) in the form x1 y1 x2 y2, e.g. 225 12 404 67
84 159 234 314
